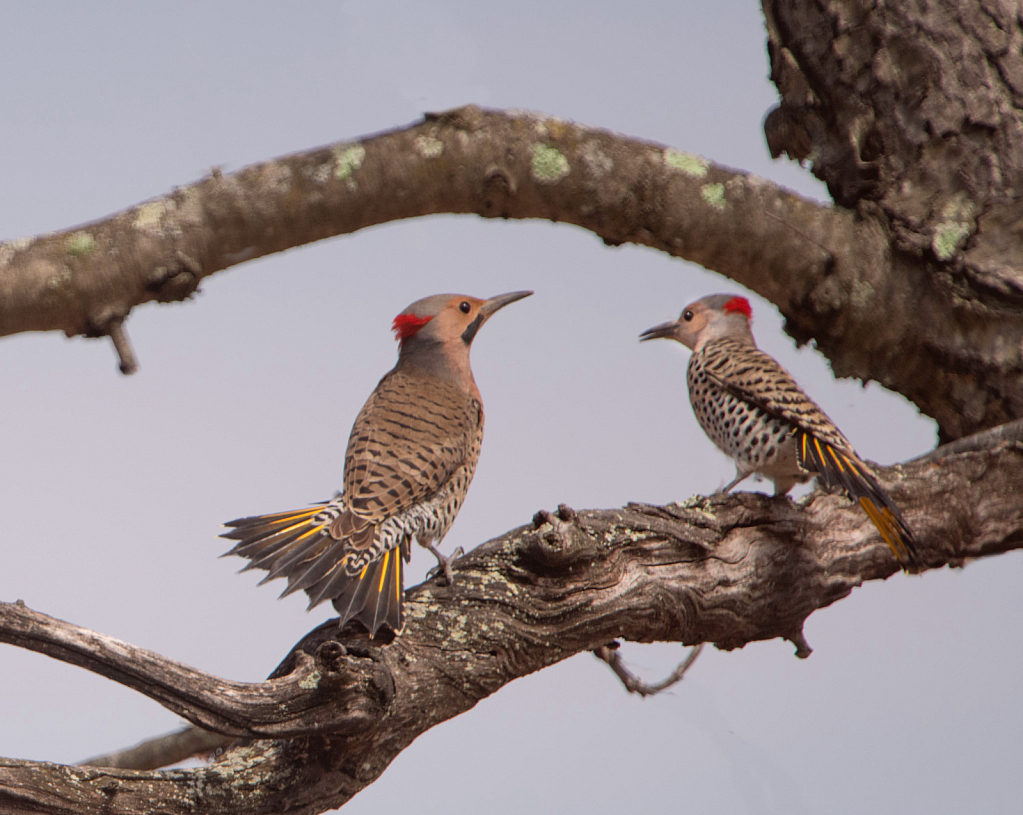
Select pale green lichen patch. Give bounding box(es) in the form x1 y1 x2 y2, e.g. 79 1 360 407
334 144 366 184
404 600 438 619
701 183 726 211
531 144 570 183
932 221 971 260
298 670 322 690
134 200 169 231
414 135 444 158
65 232 95 257
445 613 470 644
665 149 709 177
931 195 976 260
202 742 279 780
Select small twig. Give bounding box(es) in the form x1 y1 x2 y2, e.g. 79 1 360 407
80 726 230 770
786 628 813 659
593 641 704 697
107 317 138 375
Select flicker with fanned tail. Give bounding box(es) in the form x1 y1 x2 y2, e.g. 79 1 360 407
640 293 919 570
222 290 532 636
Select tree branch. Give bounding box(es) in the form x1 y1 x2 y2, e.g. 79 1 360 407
0 601 391 739
79 727 231 771
1 439 1020 814
1 104 1018 436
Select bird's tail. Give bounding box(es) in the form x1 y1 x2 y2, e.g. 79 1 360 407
796 431 920 569
221 505 408 635
331 545 407 637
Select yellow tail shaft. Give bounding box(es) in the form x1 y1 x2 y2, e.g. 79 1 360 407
797 432 920 569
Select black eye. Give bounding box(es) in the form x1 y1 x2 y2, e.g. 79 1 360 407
683 309 694 322
459 301 471 314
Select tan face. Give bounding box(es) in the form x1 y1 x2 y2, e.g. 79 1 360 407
673 300 714 350
639 299 712 351
431 296 488 344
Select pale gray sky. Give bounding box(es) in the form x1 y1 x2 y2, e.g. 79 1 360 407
1 3 1019 814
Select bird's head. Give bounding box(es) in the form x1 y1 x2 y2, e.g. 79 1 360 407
640 294 753 351
392 290 533 356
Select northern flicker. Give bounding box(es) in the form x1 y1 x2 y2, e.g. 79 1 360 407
222 290 532 635
640 293 919 569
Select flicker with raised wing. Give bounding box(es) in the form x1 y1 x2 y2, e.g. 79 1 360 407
640 293 919 570
222 290 532 635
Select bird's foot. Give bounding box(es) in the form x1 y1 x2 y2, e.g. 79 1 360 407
425 544 463 585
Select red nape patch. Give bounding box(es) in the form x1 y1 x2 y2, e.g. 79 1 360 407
723 296 752 320
391 313 433 341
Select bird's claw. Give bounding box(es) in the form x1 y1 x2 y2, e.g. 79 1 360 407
425 544 461 585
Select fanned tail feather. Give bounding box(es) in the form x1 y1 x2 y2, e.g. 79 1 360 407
330 543 408 636
220 505 407 635
796 431 920 569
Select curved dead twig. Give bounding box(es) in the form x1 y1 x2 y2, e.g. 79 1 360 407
593 642 705 697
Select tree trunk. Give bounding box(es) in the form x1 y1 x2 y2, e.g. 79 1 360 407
763 0 1023 440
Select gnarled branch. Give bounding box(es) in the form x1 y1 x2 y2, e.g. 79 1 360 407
1 437 1020 815
0 601 391 739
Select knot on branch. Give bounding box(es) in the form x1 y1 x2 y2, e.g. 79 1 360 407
313 640 349 677
338 645 396 718
301 640 396 702
480 165 517 218
145 250 202 302
272 644 395 736
521 504 601 572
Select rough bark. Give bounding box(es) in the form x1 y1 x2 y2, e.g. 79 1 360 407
763 0 1023 439
0 602 391 739
1 439 1021 815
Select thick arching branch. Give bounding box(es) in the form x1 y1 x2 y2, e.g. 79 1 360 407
0 105 1018 438
0 106 835 343
1 439 1020 815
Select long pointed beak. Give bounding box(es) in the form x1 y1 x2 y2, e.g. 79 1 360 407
639 319 680 341
480 290 533 318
